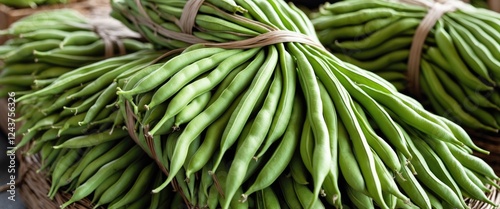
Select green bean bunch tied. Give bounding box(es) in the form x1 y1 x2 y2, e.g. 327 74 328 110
1 10 166 208
107 0 500 208
10 48 182 208
311 0 500 133
0 9 152 97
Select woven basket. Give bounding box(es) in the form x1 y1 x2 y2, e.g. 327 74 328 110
466 180 500 209
466 131 500 209
468 131 500 175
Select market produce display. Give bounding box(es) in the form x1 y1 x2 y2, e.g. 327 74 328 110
0 9 152 98
8 45 183 208
311 0 500 133
2 0 500 209
0 8 169 208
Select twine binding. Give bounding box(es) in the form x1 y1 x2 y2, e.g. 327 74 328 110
400 0 471 98
89 18 130 58
178 0 205 34
125 0 325 50
57 17 131 58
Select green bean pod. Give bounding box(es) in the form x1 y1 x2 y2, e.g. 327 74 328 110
434 21 492 91
60 145 144 209
242 95 303 200
107 162 157 208
76 139 134 185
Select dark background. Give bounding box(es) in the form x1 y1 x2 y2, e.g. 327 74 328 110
288 0 330 8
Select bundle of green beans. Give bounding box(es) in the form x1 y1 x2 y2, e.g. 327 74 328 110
11 48 182 208
0 9 174 208
0 9 152 98
107 0 500 208
311 0 500 133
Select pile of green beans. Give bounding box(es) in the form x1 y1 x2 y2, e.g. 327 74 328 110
28 134 172 209
0 9 174 208
7 0 500 208
0 9 152 98
108 0 500 208
311 0 500 133
11 48 181 208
